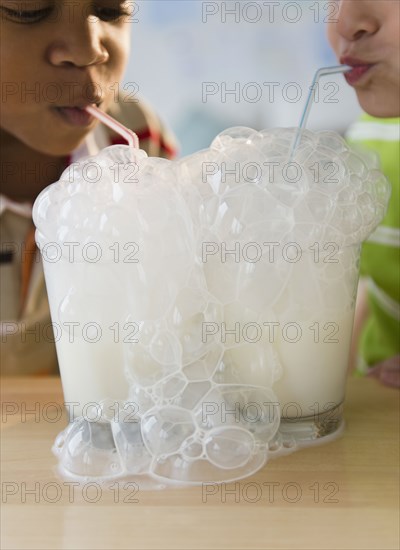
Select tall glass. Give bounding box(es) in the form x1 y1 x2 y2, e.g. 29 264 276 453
269 244 361 441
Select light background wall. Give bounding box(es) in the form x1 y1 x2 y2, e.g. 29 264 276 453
125 0 362 156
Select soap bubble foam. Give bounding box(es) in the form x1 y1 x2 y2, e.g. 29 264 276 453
37 128 390 484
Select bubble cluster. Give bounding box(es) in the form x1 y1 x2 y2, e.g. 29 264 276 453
36 127 390 484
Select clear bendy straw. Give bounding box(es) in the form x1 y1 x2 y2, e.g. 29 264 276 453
290 65 351 156
85 104 139 149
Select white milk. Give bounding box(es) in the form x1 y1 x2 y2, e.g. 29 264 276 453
41 257 130 418
272 314 354 417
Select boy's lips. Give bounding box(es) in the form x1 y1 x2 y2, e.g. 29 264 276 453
340 56 376 86
52 105 99 127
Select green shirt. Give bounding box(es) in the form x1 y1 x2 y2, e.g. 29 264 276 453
346 115 400 371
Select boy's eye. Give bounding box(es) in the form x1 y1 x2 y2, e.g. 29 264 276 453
94 6 130 22
0 6 52 23
0 4 130 24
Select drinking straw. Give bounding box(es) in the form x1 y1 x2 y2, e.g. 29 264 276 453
85 104 139 149
290 65 351 156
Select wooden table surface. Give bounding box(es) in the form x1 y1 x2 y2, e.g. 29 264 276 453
1 375 399 550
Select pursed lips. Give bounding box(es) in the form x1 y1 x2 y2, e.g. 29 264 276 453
52 105 98 127
340 55 376 85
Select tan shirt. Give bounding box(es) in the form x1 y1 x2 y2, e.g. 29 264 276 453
1 97 177 375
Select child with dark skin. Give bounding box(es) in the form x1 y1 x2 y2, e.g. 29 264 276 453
0 1 176 374
1 0 134 202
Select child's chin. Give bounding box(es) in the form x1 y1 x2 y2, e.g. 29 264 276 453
358 89 400 119
36 136 88 158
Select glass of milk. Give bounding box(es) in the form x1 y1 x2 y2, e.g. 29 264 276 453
195 126 390 444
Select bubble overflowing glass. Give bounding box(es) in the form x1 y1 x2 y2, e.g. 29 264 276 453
33 127 391 484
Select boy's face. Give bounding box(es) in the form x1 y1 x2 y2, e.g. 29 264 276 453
0 1 133 155
327 0 400 117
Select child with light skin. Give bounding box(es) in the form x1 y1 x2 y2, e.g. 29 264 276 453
327 0 400 388
0 0 176 374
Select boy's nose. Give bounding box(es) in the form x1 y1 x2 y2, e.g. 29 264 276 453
47 21 109 68
336 0 380 42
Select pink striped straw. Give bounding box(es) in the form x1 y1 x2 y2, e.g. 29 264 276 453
85 104 139 149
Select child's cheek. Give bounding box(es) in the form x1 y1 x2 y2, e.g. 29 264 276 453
326 23 340 59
